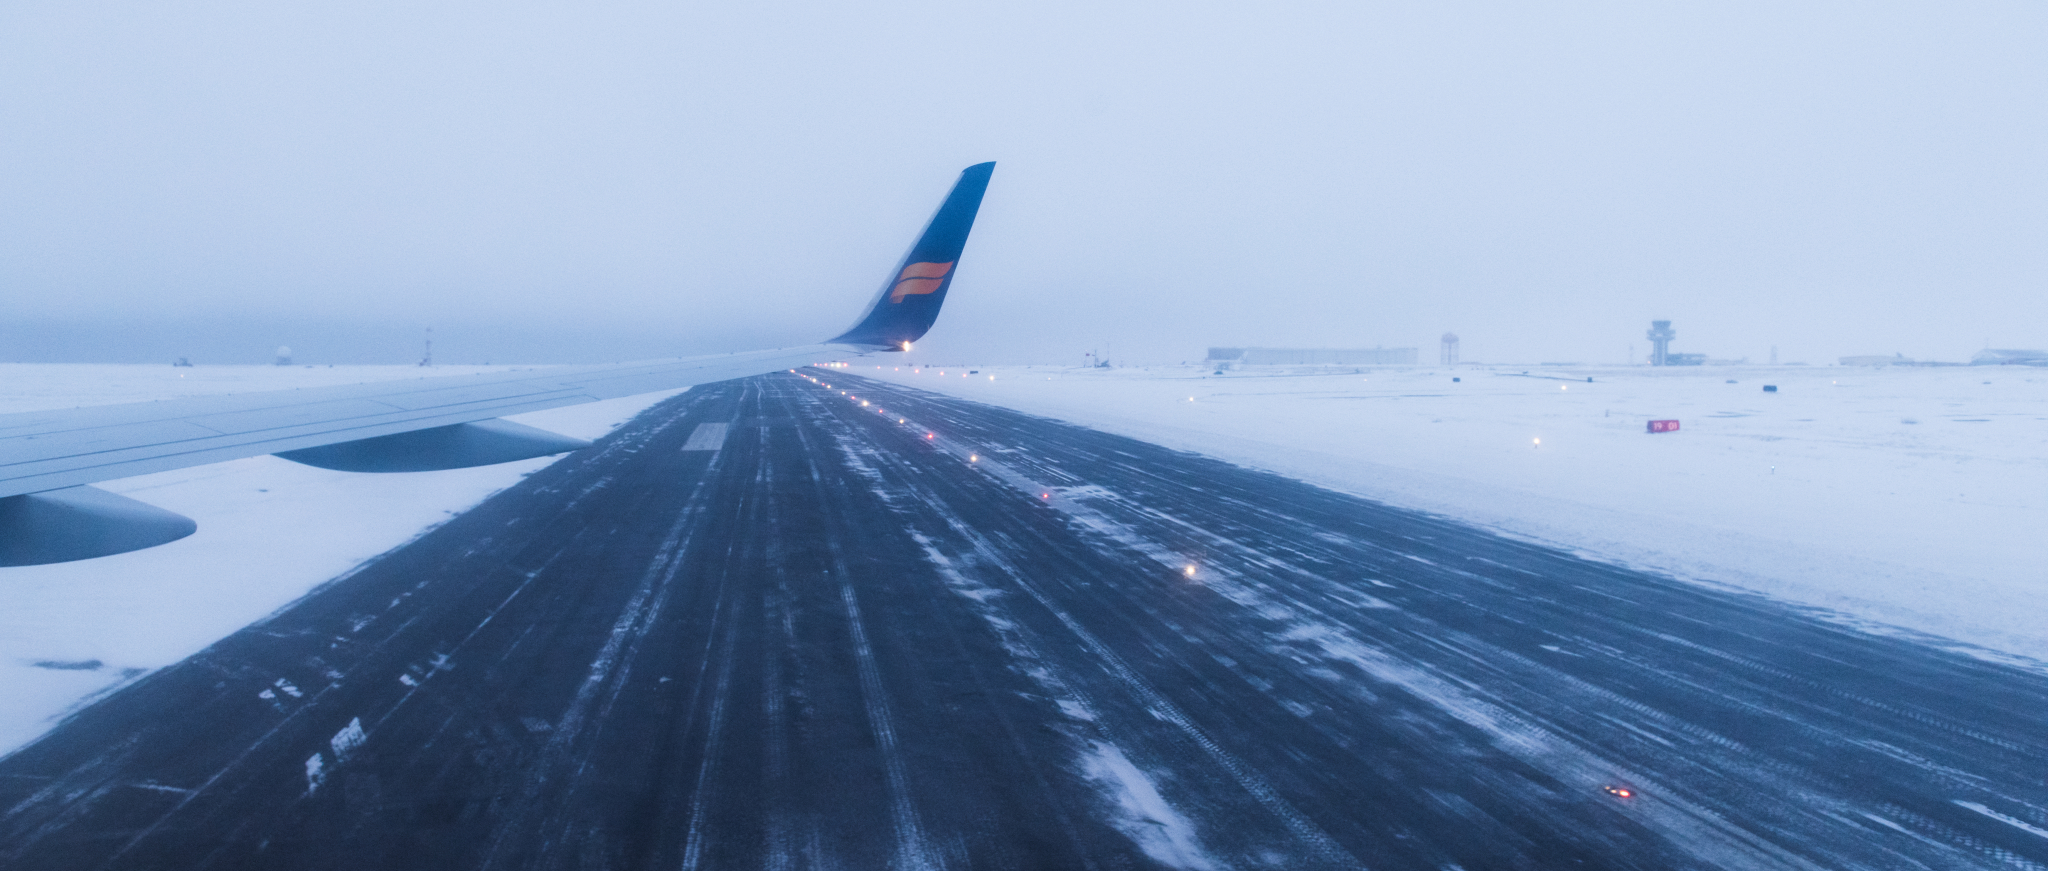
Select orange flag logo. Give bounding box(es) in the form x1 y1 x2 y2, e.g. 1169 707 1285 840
890 261 955 303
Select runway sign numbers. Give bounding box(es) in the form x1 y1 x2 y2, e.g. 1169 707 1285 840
1647 420 1680 434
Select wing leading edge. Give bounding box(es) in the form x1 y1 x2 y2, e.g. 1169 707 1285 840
0 162 995 565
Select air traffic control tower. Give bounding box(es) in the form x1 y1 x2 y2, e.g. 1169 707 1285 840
1647 320 1676 366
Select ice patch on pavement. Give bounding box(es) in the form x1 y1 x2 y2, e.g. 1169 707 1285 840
1953 800 2048 841
1081 741 1218 870
330 717 366 762
909 531 1229 866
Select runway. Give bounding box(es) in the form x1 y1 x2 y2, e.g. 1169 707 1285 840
4 371 2047 869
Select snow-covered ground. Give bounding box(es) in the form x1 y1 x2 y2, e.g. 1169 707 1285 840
860 362 2048 666
0 364 680 755
6 360 2045 757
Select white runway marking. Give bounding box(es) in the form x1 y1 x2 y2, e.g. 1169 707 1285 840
681 423 730 451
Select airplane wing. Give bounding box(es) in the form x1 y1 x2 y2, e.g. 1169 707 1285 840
0 161 995 566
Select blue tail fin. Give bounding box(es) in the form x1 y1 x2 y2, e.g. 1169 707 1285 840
829 162 995 349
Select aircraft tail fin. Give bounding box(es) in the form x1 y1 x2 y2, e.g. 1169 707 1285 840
829 162 995 349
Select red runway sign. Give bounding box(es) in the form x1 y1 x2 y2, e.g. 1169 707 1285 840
1647 420 1680 433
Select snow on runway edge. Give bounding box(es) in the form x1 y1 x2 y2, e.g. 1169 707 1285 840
855 360 2048 665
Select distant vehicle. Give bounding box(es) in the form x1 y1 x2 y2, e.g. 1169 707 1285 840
0 163 996 566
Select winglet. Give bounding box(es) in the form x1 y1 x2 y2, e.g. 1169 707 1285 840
829 162 995 349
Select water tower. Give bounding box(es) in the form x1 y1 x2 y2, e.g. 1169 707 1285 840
1440 333 1459 365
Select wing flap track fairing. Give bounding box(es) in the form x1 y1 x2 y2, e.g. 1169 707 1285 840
274 419 591 473
0 486 197 566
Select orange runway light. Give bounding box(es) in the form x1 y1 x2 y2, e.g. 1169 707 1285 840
1603 786 1634 799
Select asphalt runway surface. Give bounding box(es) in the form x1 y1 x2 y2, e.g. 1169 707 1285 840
5 371 2048 870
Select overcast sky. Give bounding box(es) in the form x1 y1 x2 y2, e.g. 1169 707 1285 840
3 1 2044 366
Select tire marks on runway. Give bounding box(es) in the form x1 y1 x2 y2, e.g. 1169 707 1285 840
10 373 2048 869
825 371 2048 869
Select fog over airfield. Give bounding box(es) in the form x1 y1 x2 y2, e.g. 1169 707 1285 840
2 2 2044 366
